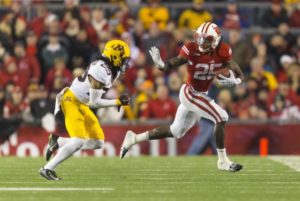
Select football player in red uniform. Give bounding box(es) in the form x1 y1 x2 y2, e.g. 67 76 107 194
120 22 244 172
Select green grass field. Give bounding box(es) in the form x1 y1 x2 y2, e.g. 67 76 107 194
0 156 299 201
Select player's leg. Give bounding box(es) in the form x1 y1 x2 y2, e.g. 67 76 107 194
209 101 243 172
187 118 215 155
40 137 84 180
80 105 105 150
40 89 86 180
120 104 199 158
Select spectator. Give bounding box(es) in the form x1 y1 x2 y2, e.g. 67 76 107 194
3 86 30 121
71 29 94 68
250 57 278 91
267 34 289 73
287 63 300 98
227 29 253 71
218 0 249 29
91 7 109 40
41 33 69 75
133 80 155 118
79 6 98 46
141 84 177 120
277 54 295 81
25 31 38 57
28 5 48 38
217 88 234 117
289 2 300 28
269 80 300 120
276 23 297 51
110 2 134 35
138 0 170 30
29 85 55 120
142 22 167 65
14 41 41 83
178 0 212 30
261 0 288 28
0 57 28 92
0 2 26 41
45 57 73 92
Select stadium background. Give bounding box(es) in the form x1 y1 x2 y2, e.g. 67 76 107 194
0 0 300 157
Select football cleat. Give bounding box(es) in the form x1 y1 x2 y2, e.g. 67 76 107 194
39 167 61 180
46 134 59 161
218 161 243 172
120 130 136 159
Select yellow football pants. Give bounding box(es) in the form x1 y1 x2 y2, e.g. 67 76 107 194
60 89 105 140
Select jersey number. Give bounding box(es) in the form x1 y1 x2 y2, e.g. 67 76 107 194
193 63 222 80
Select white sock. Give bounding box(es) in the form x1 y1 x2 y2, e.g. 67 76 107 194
135 131 149 143
217 148 231 163
57 137 73 148
44 138 83 170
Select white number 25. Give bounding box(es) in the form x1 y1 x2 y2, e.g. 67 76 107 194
193 63 222 80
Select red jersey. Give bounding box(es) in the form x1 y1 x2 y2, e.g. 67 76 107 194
179 41 232 92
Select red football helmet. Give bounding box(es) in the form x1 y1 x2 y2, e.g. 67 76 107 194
194 22 221 52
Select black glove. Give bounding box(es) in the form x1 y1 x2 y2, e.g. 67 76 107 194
118 94 130 105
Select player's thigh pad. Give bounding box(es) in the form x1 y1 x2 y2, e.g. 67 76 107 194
179 84 228 123
170 104 200 139
61 89 86 138
82 105 105 140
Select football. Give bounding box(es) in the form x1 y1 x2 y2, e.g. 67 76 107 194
215 67 232 78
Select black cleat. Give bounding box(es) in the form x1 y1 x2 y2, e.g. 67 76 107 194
120 147 129 159
46 134 59 161
229 163 243 172
39 167 61 180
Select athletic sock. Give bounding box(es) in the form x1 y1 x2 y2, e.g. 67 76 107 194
217 148 231 163
135 131 149 143
44 138 83 170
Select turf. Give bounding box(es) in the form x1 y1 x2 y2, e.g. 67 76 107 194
0 156 299 201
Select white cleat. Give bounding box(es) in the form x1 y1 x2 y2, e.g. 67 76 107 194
120 130 137 159
218 160 243 172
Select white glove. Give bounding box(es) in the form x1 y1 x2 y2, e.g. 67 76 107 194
217 70 242 87
149 46 166 71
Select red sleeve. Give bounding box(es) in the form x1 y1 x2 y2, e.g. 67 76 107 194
179 41 194 59
218 42 232 61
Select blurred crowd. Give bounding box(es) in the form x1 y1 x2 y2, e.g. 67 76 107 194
0 0 300 129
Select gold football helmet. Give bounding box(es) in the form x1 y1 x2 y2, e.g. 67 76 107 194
102 40 131 72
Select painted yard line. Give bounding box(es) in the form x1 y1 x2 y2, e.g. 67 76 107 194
0 187 114 191
269 156 300 172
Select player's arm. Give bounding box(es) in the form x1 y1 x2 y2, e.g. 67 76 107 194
224 60 244 82
149 47 187 71
88 75 130 108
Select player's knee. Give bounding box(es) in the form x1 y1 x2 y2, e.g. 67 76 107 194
170 125 186 139
82 139 104 150
70 138 84 151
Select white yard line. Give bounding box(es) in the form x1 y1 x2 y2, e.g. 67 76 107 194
269 156 300 172
0 187 114 191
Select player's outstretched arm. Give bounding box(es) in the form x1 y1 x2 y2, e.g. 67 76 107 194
149 46 187 71
88 75 130 108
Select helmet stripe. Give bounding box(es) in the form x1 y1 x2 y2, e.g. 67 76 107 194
204 22 212 34
200 22 208 33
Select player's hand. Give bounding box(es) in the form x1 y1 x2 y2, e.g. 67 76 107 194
118 94 130 106
217 70 242 87
149 46 166 71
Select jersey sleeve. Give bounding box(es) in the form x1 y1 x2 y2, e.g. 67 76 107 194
179 42 194 59
88 60 112 87
218 42 232 62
